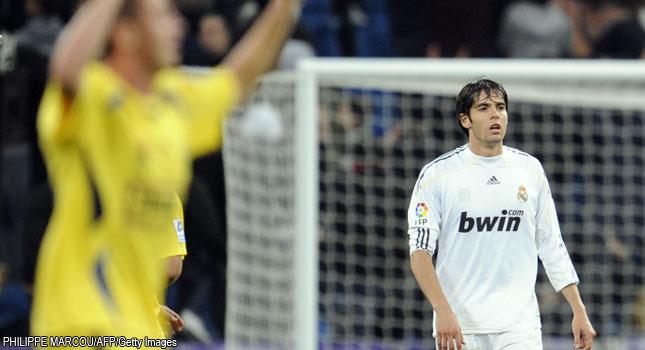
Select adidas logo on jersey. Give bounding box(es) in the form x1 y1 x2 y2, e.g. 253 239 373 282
458 210 524 233
486 176 500 185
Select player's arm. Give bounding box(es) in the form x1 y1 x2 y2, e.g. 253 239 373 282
159 305 184 334
222 0 302 100
407 169 463 349
561 284 596 350
48 0 126 94
534 166 595 349
165 255 183 285
410 251 464 350
157 256 184 335
158 196 187 335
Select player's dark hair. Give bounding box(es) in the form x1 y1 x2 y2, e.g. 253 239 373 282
455 79 508 137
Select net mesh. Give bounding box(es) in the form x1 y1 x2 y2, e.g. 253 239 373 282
216 68 645 349
223 74 296 349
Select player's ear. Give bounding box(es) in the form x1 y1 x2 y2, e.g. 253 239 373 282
459 113 471 129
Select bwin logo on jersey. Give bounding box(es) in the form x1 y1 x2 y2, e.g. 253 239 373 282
458 210 523 233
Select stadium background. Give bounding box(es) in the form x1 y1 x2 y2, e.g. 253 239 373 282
0 0 644 348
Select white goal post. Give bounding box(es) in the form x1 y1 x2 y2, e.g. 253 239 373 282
217 59 645 350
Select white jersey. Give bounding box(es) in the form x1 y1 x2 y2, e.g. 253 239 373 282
407 144 579 334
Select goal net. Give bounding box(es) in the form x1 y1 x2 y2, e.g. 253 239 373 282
213 59 645 349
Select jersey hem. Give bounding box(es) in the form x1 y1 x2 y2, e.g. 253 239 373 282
433 324 542 337
460 326 542 335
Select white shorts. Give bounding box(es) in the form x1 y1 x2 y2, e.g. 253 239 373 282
439 328 543 350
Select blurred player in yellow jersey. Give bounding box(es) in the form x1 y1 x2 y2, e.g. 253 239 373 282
31 0 302 338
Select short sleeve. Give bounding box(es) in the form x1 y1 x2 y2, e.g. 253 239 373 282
160 68 240 157
158 194 188 259
37 62 109 144
407 165 442 255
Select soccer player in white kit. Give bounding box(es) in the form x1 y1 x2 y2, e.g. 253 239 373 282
407 79 596 350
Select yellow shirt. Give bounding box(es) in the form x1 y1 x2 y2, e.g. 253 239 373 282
32 61 238 337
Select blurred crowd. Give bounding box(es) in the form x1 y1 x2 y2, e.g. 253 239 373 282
0 0 644 342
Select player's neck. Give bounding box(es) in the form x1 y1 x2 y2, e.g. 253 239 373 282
468 140 503 157
106 54 155 94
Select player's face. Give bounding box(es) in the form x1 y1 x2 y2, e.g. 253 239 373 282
135 0 185 69
461 91 508 147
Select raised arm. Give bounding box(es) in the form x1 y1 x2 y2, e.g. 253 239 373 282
222 0 302 100
410 251 464 350
49 0 127 93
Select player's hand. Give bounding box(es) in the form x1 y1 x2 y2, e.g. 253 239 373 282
435 308 465 350
159 305 184 335
572 312 595 350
